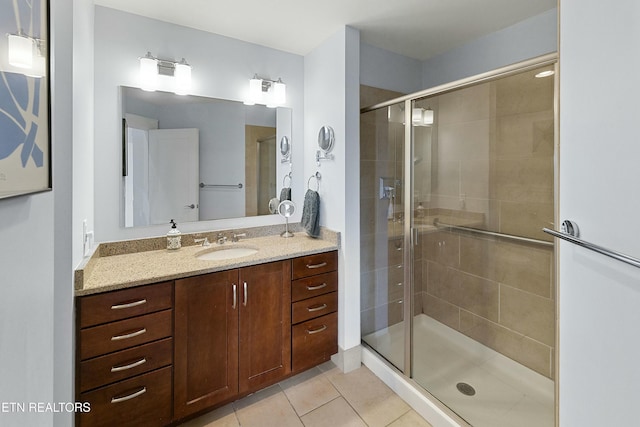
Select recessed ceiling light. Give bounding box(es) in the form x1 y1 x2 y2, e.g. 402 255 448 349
535 70 555 78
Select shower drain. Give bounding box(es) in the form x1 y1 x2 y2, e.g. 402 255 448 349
456 382 476 396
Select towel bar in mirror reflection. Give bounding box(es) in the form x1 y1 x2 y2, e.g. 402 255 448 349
120 86 293 228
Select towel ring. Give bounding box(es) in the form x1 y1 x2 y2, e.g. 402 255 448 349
283 172 292 187
307 172 321 191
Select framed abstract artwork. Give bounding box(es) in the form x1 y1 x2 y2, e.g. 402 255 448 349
0 0 51 199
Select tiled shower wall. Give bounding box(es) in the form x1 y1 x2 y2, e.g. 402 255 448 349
420 68 556 378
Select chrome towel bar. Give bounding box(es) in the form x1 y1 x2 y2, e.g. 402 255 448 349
434 219 553 247
543 221 640 269
200 182 243 189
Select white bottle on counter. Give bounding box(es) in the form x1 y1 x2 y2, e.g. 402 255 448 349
167 219 182 250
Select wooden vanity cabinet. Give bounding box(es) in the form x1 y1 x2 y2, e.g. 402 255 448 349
173 269 238 420
173 260 291 421
75 282 174 427
77 250 337 426
291 251 339 373
238 261 292 393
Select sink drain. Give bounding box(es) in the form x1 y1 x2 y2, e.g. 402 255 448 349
456 382 476 396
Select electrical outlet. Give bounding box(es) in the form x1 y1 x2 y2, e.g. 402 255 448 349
82 219 94 258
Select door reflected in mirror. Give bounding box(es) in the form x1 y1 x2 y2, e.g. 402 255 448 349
121 86 292 228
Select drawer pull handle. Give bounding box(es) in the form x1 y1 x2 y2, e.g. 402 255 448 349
111 328 147 341
243 281 248 306
232 283 237 309
306 325 327 335
307 303 328 312
306 262 327 269
111 358 147 373
306 283 327 291
111 299 147 310
111 387 146 404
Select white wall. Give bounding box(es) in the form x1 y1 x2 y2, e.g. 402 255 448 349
422 8 557 88
559 0 640 424
93 6 304 242
360 42 423 96
0 0 75 426
304 26 361 364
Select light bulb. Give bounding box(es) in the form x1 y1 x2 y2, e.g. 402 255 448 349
273 79 286 105
422 108 434 125
139 53 158 92
174 59 191 95
248 76 262 105
8 34 34 68
25 54 46 78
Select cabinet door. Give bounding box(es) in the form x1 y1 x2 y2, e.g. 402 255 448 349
238 261 291 393
174 270 239 420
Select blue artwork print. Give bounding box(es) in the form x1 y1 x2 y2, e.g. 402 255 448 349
0 72 44 167
0 0 49 198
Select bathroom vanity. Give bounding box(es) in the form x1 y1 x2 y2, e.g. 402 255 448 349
74 231 338 426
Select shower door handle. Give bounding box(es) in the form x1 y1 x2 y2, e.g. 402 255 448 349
411 227 419 246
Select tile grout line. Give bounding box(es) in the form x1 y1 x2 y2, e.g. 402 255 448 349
321 366 372 426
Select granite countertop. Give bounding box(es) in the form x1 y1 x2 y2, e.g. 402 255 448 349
75 231 338 296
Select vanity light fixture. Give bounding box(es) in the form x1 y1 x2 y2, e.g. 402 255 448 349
412 107 434 126
7 32 46 77
138 52 192 94
244 74 286 107
535 70 555 78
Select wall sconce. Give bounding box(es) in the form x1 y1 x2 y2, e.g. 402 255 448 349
244 74 286 108
139 52 192 95
6 32 46 78
412 107 434 126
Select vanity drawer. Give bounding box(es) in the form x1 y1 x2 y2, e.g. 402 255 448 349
78 366 172 427
292 312 338 372
80 310 172 360
292 292 337 324
78 282 173 328
79 338 173 393
291 271 337 302
292 251 338 280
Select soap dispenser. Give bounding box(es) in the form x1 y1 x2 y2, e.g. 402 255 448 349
167 219 182 250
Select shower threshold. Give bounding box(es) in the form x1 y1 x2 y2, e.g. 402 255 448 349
363 314 554 427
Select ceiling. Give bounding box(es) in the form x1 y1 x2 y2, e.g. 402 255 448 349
94 0 556 61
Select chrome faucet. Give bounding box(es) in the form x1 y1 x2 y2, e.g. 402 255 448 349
232 232 246 242
217 233 227 245
194 237 210 247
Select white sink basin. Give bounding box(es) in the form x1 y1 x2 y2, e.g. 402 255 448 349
196 246 258 261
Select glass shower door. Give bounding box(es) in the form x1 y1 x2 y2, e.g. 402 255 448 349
360 101 407 372
409 65 556 427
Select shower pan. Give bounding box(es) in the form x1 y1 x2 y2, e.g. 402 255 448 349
360 55 557 427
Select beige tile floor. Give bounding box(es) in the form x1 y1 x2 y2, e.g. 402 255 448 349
179 362 433 427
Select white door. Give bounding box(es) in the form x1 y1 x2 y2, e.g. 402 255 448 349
148 129 199 225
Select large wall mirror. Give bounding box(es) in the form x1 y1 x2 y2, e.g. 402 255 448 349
121 86 292 228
